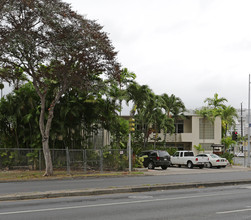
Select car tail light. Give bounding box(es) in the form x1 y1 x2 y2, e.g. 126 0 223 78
216 159 220 162
208 158 209 160
157 157 160 161
196 158 198 161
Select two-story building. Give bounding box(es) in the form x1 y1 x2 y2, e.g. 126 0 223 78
96 110 222 154
148 111 222 153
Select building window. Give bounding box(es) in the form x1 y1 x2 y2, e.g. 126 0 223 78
175 120 184 133
199 118 214 139
200 143 213 151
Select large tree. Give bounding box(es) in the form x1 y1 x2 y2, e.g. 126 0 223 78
0 0 120 176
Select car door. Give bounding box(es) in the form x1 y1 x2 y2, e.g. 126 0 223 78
179 151 184 164
171 151 180 164
148 152 157 165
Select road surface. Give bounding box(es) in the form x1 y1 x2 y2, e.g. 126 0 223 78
1 184 251 219
0 166 250 196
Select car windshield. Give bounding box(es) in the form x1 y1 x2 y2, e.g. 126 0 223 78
158 151 169 157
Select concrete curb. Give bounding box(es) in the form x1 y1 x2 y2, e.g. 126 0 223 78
2 179 251 201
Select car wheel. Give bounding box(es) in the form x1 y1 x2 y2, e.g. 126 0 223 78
187 161 193 169
148 161 155 169
208 162 212 168
199 165 204 169
161 165 168 170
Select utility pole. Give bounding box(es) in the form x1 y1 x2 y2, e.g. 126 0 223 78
248 74 251 167
128 105 136 172
241 102 243 138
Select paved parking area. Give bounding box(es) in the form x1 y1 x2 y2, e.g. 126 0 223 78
139 165 251 175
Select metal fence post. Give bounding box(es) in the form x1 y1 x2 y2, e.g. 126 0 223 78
131 148 133 170
100 149 103 173
66 147 70 174
128 133 132 172
39 149 42 171
83 149 87 173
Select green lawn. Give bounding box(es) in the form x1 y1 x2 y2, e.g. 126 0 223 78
0 170 144 181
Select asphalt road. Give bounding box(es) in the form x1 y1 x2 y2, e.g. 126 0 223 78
1 184 251 220
0 166 251 196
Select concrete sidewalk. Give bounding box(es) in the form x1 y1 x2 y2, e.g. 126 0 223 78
1 166 251 202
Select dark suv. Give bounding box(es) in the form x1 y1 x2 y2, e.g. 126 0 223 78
139 150 171 170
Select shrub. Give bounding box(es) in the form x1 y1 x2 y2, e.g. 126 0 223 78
222 152 234 164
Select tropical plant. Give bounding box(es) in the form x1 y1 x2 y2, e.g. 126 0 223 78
221 136 236 152
193 144 205 154
203 93 237 138
126 83 153 148
204 93 227 109
161 93 185 147
221 106 238 137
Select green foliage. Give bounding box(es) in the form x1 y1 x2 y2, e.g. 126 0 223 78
103 150 128 171
221 137 236 151
196 107 215 122
134 156 145 168
202 93 237 138
166 147 177 156
0 151 15 168
222 152 234 165
194 144 205 153
26 151 39 170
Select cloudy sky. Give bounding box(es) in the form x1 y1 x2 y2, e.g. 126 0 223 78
63 0 251 111
3 0 250 111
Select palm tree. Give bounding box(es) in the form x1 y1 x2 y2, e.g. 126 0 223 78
204 93 227 109
147 95 163 148
118 68 136 116
126 83 153 148
161 94 186 147
126 82 152 112
221 106 238 137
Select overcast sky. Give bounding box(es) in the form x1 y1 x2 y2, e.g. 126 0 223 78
3 0 250 111
63 0 251 111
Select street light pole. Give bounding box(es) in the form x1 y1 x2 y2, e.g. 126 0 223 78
248 74 251 167
241 102 243 138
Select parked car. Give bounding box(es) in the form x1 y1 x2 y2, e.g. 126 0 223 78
196 153 228 168
139 150 171 170
171 151 208 169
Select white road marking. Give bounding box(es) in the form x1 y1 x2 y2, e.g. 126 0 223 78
0 192 237 216
217 208 251 214
128 196 153 199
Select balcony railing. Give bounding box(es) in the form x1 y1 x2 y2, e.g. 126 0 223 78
148 133 193 142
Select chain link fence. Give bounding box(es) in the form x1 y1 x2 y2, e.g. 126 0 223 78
0 148 133 172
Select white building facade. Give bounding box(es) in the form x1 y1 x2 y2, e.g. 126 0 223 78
148 112 222 153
